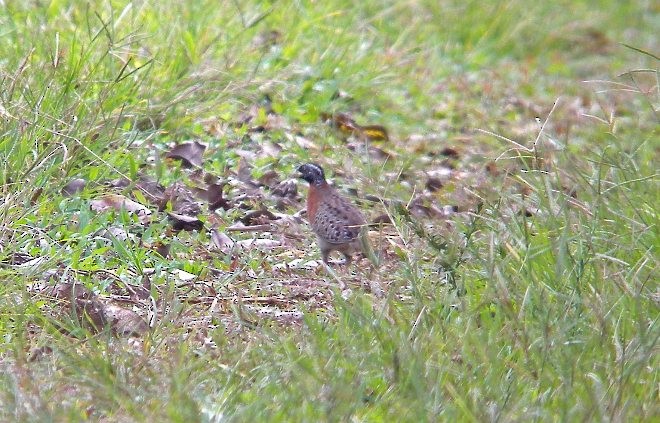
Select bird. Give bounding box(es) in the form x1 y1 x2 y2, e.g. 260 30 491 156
297 163 379 267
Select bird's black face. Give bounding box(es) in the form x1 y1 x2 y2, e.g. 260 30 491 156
297 163 326 186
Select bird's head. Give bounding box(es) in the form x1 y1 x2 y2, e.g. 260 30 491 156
297 163 326 186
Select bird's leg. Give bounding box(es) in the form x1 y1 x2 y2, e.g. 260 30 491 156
321 249 331 266
342 253 352 267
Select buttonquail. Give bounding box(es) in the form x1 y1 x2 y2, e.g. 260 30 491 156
297 163 378 267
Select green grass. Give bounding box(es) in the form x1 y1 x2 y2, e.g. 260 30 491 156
0 1 657 421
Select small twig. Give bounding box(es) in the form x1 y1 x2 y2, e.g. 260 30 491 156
322 263 346 290
225 224 272 232
185 295 295 306
408 305 426 340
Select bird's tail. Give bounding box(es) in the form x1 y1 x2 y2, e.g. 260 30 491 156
359 226 380 268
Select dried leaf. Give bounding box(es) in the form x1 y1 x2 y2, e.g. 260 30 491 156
103 304 149 337
209 192 231 211
408 195 445 219
330 89 353 102
210 229 235 254
146 241 170 258
62 178 86 197
74 298 108 333
366 145 393 160
442 205 459 216
235 239 281 249
274 197 298 212
30 187 44 204
325 112 360 134
262 113 288 131
107 177 131 188
11 255 49 275
260 141 283 159
236 158 256 186
166 140 206 168
4 252 36 265
235 94 275 127
45 282 107 335
485 161 500 176
562 185 578 199
167 212 204 231
258 170 281 188
360 125 389 141
426 167 453 181
97 226 131 242
135 176 166 205
90 194 152 224
271 179 297 198
27 346 53 362
240 209 278 226
440 147 460 159
47 282 95 301
172 269 198 282
520 208 535 217
371 214 392 225
323 112 390 141
289 133 317 149
364 194 386 204
253 30 282 49
193 182 230 211
425 177 444 192
164 182 202 215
